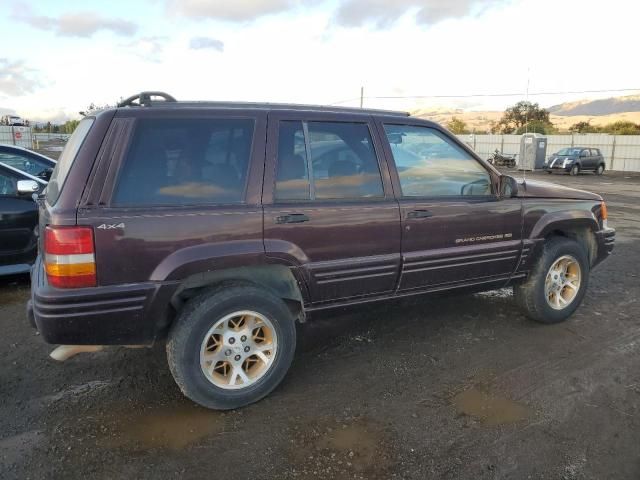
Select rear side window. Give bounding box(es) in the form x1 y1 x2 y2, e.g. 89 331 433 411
275 121 383 201
113 118 254 206
46 118 94 204
0 151 52 177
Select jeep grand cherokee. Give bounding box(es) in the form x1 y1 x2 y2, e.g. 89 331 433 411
27 92 615 410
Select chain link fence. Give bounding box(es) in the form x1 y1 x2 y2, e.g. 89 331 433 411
0 126 33 148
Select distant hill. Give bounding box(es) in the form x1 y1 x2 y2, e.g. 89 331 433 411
548 94 640 116
413 94 640 132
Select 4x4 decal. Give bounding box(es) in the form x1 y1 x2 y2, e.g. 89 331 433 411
97 223 125 230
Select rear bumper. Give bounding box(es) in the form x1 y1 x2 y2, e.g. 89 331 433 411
593 227 615 267
29 256 178 345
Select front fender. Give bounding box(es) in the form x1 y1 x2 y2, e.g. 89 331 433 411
529 210 599 240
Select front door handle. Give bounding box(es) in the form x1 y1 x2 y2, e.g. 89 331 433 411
407 209 433 219
275 213 310 224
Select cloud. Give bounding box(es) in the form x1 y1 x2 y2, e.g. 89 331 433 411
167 0 309 22
0 58 42 97
122 36 168 62
14 9 138 37
189 36 225 52
335 0 506 28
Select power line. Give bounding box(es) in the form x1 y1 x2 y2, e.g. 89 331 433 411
329 87 640 105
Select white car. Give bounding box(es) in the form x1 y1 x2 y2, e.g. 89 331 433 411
2 115 25 126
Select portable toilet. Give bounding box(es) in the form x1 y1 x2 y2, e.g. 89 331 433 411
518 133 547 170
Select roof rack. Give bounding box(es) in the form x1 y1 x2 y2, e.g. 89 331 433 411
117 91 177 107
116 92 409 116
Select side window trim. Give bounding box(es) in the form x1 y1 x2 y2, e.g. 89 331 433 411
301 121 316 200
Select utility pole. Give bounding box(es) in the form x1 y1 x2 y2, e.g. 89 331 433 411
360 86 364 108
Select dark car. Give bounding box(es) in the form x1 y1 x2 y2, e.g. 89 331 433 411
28 92 615 410
0 161 47 276
0 144 57 181
543 147 606 175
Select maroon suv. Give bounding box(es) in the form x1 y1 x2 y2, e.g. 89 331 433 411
28 92 615 410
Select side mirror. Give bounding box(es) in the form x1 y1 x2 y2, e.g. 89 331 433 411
37 167 53 181
499 175 518 198
17 179 40 195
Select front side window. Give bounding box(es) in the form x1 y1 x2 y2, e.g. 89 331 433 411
0 169 17 196
113 118 254 206
275 121 384 201
384 125 491 197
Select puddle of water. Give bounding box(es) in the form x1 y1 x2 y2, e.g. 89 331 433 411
453 388 529 425
105 405 225 451
289 418 390 474
317 422 380 468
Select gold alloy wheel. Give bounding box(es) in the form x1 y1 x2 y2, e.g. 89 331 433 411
544 255 582 310
199 310 278 390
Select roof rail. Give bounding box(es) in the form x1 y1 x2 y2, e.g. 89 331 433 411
117 91 177 107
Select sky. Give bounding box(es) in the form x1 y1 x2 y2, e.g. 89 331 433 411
0 0 639 123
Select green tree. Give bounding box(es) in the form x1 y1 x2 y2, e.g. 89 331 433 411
515 120 557 135
569 121 598 133
497 101 552 134
600 121 640 135
62 119 80 134
447 117 469 134
79 102 115 116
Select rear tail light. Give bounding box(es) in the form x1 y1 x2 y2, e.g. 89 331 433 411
44 226 96 288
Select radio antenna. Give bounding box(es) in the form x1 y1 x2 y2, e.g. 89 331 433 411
522 67 530 186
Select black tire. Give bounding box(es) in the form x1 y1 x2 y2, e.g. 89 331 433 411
596 164 605 175
166 284 297 410
570 164 580 176
514 237 589 324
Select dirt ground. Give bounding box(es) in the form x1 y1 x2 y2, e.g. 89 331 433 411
1 170 639 480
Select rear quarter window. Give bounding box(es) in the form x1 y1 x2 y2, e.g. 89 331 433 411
46 118 94 204
112 118 254 206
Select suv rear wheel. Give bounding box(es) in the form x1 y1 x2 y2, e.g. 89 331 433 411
514 237 589 324
596 164 605 175
167 284 296 409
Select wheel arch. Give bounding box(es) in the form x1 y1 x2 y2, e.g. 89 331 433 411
530 212 599 266
154 263 308 336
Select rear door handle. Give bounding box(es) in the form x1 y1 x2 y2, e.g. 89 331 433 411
275 213 310 224
407 209 433 219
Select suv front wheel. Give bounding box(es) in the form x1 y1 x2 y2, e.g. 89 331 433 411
514 237 589 324
167 284 296 410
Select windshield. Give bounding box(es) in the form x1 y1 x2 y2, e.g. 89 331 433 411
46 118 94 204
557 148 582 156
